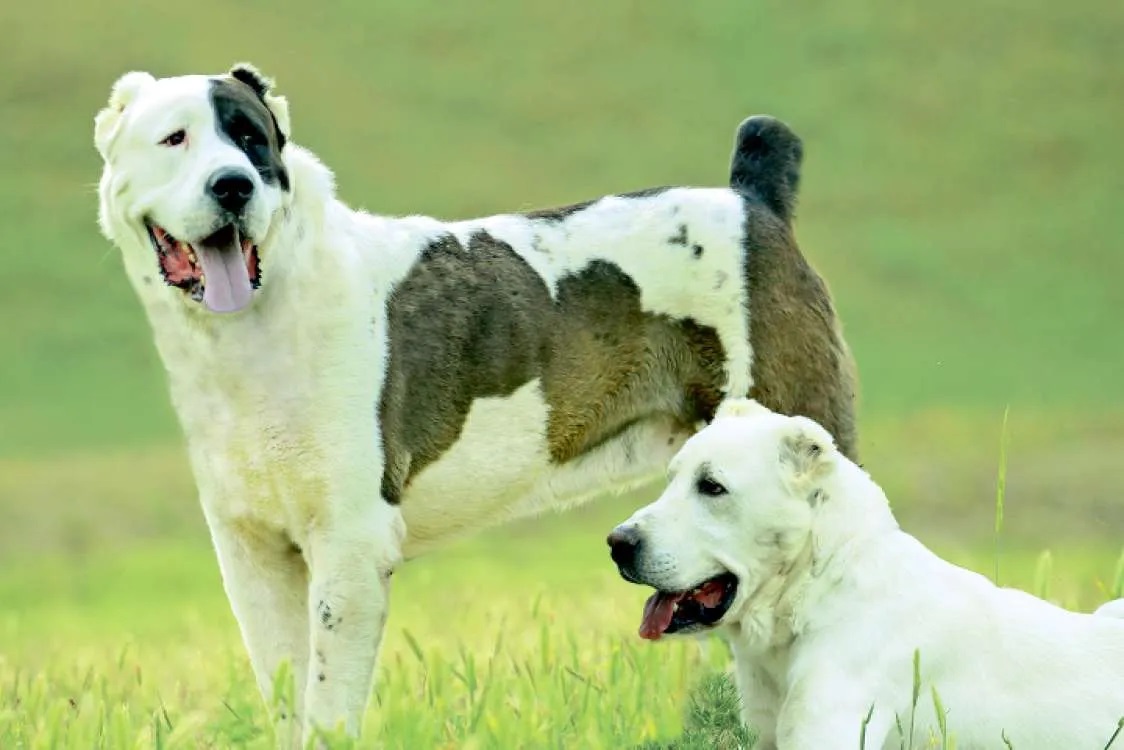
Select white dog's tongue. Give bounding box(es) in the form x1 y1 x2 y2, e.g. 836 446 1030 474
196 230 251 313
639 591 684 641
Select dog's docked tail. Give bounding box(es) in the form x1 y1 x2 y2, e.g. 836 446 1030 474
728 115 803 224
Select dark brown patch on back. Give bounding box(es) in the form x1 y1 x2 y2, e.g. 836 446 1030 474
541 261 726 463
378 232 554 503
379 243 731 500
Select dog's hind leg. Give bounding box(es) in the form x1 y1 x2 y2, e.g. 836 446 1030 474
301 497 405 740
207 519 310 746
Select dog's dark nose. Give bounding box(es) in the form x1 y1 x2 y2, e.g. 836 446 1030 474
607 526 641 569
208 170 255 213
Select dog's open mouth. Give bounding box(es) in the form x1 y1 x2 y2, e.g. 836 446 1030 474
639 572 738 640
146 222 260 313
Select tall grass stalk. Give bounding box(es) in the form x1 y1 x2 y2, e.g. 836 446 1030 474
994 406 1011 585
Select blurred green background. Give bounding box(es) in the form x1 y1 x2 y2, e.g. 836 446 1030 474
2 0 1121 553
0 0 1122 743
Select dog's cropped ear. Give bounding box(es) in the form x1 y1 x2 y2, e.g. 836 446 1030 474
715 398 773 422
779 417 835 491
229 62 292 143
94 71 156 159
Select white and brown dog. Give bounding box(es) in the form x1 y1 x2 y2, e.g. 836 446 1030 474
610 400 1124 749
93 63 857 741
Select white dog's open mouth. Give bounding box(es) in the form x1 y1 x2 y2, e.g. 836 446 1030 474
146 222 260 313
639 572 739 640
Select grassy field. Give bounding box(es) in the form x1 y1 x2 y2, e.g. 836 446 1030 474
1 0 1122 746
1 500 1121 748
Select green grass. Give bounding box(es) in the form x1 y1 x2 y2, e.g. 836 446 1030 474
1 0 1123 746
1 509 1121 748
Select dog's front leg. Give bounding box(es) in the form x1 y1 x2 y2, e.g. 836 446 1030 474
301 499 404 740
729 642 780 749
776 685 892 750
207 518 310 744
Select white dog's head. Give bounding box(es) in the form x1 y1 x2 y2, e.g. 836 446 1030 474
94 64 292 314
609 399 836 640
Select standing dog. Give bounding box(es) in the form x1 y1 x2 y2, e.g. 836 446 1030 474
93 64 857 740
609 400 1124 749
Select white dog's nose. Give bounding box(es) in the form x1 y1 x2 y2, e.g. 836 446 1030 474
607 525 641 568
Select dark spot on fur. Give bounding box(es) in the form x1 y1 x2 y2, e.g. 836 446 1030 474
317 600 339 631
141 275 153 285
667 224 689 246
692 244 704 258
209 77 289 189
713 271 728 290
318 672 326 682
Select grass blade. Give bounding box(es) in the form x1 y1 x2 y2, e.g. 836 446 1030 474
994 405 1011 585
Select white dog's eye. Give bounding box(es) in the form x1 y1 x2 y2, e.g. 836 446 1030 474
160 129 187 147
696 476 727 497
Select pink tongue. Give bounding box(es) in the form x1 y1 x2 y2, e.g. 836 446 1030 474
196 242 252 313
639 592 682 641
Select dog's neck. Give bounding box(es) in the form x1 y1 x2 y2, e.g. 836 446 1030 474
723 533 816 654
809 459 900 574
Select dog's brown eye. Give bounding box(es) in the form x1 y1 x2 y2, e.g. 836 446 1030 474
160 129 186 147
697 477 727 497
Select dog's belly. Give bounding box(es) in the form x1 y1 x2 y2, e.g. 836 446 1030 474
399 379 689 557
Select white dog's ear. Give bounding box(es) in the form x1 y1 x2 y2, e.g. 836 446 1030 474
779 417 835 491
715 398 773 421
230 63 292 142
94 71 156 159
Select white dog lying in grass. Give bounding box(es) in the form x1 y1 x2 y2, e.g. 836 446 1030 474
609 399 1124 749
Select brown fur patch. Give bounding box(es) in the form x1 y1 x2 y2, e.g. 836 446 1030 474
541 261 726 463
741 204 859 459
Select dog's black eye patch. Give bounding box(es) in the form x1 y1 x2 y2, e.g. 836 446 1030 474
229 116 264 146
696 475 727 497
209 77 289 190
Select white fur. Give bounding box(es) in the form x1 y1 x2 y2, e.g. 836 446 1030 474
613 402 1124 749
95 70 756 742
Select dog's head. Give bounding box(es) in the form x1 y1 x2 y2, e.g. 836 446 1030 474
94 64 291 314
608 399 835 640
